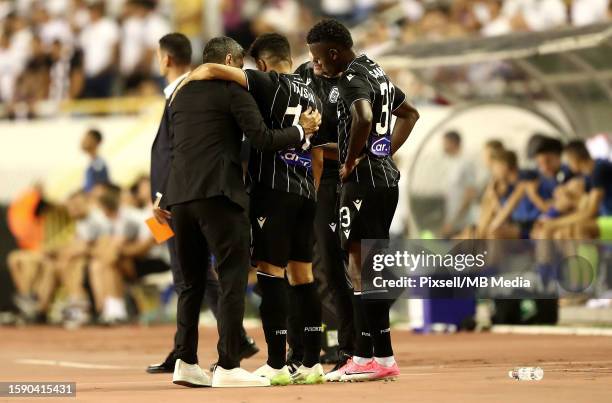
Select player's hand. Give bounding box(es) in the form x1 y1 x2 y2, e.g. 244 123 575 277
299 107 321 135
340 159 356 182
153 207 171 225
339 155 365 182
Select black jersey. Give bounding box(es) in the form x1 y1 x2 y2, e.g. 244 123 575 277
294 62 340 148
244 69 323 200
337 54 406 188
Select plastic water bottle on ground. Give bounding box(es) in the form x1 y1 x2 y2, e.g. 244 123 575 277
508 367 544 381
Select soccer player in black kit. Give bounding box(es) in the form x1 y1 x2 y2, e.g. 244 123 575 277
176 33 326 385
307 19 420 382
294 58 355 376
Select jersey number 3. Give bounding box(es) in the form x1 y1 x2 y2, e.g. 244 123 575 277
375 82 393 135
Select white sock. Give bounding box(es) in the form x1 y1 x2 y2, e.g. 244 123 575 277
353 356 373 365
374 356 396 367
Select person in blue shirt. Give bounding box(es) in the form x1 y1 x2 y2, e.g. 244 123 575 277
81 128 110 192
546 140 612 240
511 136 572 239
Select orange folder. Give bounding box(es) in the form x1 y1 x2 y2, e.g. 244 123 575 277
145 217 174 244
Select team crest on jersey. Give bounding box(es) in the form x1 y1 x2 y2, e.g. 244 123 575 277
329 87 339 104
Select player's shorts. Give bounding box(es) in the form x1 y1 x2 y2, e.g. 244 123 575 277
597 216 612 240
250 186 316 267
338 181 399 249
134 257 170 278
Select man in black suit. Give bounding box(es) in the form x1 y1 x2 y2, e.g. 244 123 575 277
160 36 321 388
147 33 258 375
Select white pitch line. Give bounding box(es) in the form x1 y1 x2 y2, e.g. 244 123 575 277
15 359 139 370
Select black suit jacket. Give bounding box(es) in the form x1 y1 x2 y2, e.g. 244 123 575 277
165 80 303 210
150 98 171 207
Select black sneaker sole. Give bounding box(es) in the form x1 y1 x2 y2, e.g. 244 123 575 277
172 380 211 388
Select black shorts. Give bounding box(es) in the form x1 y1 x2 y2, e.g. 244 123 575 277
134 257 170 278
250 187 316 267
338 182 398 249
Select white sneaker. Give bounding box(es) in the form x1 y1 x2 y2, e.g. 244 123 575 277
212 366 271 388
253 364 292 386
291 363 326 385
172 359 212 387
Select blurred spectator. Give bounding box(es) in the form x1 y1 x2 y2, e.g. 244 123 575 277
79 2 119 98
440 130 478 237
479 0 513 36
571 0 610 26
511 136 572 239
11 35 51 118
32 5 73 48
0 32 19 103
502 0 567 32
81 128 111 192
89 180 170 324
7 185 74 323
544 140 612 239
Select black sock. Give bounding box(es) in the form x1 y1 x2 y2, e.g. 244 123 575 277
363 298 393 357
257 273 288 369
351 293 373 358
286 281 304 362
292 282 322 367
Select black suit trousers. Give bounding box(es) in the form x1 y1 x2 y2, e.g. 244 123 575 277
171 196 250 369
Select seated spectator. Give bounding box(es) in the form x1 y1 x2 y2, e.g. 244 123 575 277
89 181 170 325
543 140 612 240
479 149 523 239
7 186 74 322
57 189 111 327
81 128 110 192
511 136 572 239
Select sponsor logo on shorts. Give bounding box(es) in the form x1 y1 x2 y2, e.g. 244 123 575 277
275 329 287 335
304 326 324 332
329 223 337 232
257 217 266 228
353 199 362 211
369 136 391 157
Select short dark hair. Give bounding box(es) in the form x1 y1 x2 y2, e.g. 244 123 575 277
159 33 192 66
249 33 291 64
491 149 518 171
564 140 591 161
306 19 353 49
202 36 244 64
444 130 461 145
87 128 103 144
485 139 504 152
533 136 563 156
98 183 122 213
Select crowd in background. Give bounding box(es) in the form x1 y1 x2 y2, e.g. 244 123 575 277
6 128 174 326
439 131 612 244
1 0 612 117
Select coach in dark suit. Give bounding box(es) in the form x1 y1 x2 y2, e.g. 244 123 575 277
148 33 258 375
164 37 320 387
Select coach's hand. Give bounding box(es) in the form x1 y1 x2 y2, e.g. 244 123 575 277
153 207 172 225
299 107 321 135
